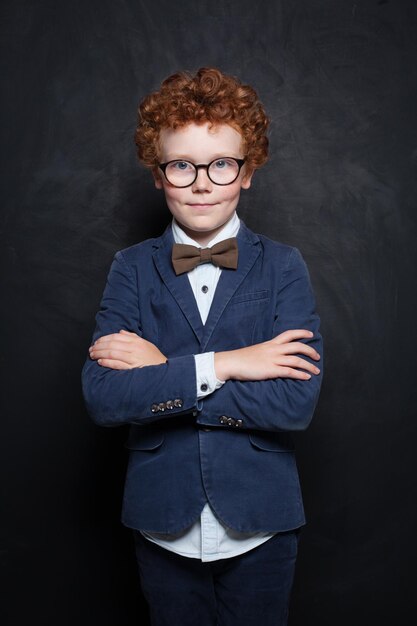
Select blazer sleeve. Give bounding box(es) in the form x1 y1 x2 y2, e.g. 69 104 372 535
197 247 323 432
81 251 197 427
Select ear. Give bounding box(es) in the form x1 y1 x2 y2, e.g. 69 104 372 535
241 169 254 190
152 167 163 189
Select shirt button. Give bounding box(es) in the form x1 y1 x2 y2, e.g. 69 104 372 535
201 285 209 293
200 383 208 392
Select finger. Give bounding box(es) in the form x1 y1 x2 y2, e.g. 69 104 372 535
93 333 138 347
93 333 129 346
276 356 320 374
274 366 313 380
273 341 320 360
119 329 138 336
273 329 314 345
97 358 133 370
90 338 139 354
90 348 134 363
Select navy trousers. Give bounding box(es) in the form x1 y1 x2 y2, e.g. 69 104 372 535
134 529 299 626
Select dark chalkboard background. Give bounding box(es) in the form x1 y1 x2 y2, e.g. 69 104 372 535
1 1 416 624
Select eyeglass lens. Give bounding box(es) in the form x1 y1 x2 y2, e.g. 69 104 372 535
164 158 241 186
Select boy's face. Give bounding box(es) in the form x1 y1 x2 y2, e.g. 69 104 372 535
153 122 253 246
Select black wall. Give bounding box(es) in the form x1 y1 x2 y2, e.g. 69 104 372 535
1 1 417 624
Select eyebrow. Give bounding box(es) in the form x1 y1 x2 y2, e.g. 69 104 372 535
162 153 243 162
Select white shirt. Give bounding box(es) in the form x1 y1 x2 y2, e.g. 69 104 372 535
142 212 274 561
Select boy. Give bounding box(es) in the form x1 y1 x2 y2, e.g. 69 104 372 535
82 67 322 626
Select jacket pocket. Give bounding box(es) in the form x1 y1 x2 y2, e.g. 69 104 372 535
125 425 164 451
249 431 295 452
229 290 269 305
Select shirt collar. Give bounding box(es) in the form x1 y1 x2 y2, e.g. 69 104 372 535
172 212 240 246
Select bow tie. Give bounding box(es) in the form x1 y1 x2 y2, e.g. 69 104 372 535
171 238 238 275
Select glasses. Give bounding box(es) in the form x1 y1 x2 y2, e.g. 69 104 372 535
158 157 246 188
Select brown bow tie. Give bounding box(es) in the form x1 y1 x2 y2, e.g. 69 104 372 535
172 238 238 275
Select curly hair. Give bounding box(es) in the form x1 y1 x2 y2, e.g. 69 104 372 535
135 67 269 172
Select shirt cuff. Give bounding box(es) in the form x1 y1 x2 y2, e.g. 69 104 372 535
194 352 225 399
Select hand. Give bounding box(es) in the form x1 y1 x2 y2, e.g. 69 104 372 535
214 329 320 382
89 330 167 370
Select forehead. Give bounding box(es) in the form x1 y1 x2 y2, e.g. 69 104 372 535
158 122 244 160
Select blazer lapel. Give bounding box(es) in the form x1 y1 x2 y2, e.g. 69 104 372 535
200 222 261 352
152 226 205 343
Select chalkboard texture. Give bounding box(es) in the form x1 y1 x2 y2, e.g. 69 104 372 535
1 1 416 625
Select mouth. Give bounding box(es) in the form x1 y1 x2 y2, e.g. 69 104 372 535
187 203 217 207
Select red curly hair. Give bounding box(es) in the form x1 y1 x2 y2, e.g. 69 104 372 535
135 67 269 173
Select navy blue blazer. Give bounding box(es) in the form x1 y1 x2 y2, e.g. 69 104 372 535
82 221 323 534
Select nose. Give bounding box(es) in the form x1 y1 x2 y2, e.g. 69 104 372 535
191 166 212 192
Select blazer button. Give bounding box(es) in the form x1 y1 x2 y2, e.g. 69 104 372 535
151 404 159 413
173 398 183 408
235 419 243 428
158 402 166 412
227 417 235 426
219 415 228 425
200 383 208 392
166 400 174 410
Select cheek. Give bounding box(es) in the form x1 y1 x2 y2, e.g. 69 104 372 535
220 184 242 202
163 186 184 205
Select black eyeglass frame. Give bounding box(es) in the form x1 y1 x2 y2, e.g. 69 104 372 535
158 157 246 188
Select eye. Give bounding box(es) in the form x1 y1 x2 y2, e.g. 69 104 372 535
169 160 193 171
213 158 233 169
